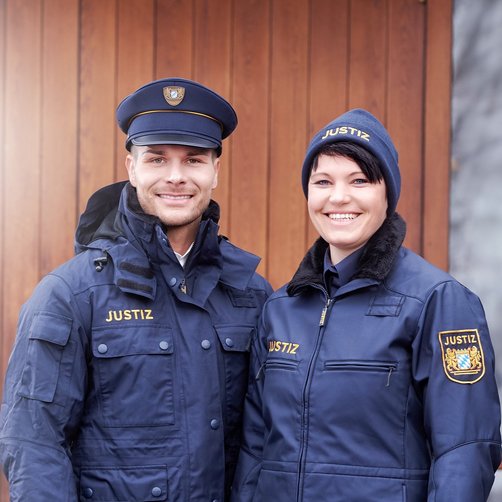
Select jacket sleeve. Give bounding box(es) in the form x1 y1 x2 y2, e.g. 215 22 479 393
0 274 88 501
412 280 501 501
231 309 270 502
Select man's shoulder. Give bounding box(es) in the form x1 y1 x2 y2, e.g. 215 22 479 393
46 246 118 294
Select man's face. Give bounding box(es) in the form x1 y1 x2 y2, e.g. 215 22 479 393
126 144 219 231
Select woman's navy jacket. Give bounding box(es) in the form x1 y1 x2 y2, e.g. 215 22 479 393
232 214 501 502
0 182 272 501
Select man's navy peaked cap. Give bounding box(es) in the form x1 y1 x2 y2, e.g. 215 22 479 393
116 77 238 154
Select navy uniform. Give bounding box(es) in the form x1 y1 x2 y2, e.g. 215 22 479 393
0 78 272 501
231 110 501 501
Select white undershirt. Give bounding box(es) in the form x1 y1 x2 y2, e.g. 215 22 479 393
174 242 194 268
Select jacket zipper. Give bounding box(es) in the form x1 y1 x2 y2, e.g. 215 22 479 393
296 291 332 501
324 361 398 387
179 278 187 294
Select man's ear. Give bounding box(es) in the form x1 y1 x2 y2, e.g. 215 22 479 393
125 153 137 187
212 157 220 190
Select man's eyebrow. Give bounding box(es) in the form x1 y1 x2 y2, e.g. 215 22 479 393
185 148 212 156
141 148 165 156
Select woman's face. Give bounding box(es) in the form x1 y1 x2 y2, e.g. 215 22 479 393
308 154 388 264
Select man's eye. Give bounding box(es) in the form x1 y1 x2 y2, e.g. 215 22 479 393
187 157 203 165
148 157 164 164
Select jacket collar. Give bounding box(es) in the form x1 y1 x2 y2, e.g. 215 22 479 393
76 182 260 299
287 212 406 296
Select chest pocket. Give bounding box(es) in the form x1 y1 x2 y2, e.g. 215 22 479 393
92 325 175 427
214 324 254 427
366 293 405 317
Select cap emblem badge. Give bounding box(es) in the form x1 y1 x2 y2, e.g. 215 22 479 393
163 86 185 106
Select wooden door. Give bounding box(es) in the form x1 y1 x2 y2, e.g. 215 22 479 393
0 0 451 499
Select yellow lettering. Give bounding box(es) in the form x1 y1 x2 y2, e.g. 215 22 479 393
290 343 299 355
361 132 370 141
123 310 132 320
145 309 153 320
105 310 113 322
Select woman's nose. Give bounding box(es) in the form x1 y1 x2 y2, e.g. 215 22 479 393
328 183 350 203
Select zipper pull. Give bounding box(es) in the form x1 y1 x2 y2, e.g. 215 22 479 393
386 366 395 387
179 279 187 294
319 299 332 326
255 362 266 380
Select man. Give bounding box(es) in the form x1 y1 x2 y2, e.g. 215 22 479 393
0 77 272 501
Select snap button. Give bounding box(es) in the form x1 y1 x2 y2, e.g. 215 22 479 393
83 487 94 498
201 339 211 350
151 486 162 497
225 337 234 347
210 418 220 430
159 340 169 351
169 277 177 287
97 344 108 354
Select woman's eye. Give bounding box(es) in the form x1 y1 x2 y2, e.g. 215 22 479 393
353 178 369 185
312 179 330 186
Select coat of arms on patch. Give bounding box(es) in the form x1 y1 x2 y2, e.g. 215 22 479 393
439 329 485 384
163 86 185 106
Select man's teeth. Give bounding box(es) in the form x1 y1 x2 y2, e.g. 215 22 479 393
159 194 191 199
328 213 357 220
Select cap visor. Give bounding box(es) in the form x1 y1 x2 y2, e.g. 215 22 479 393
130 133 219 150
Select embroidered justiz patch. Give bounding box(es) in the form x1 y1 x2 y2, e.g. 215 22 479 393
438 329 485 384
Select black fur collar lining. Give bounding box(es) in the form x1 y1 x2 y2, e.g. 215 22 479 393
287 213 406 296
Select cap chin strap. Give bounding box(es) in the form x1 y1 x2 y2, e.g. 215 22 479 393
128 109 223 131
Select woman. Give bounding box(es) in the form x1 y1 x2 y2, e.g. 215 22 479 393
231 109 501 501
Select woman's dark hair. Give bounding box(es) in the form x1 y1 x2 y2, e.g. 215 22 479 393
310 141 384 183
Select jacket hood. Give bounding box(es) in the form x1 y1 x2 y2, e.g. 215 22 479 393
74 181 221 253
287 212 406 295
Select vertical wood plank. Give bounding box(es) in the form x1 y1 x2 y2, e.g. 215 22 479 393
2 0 42 351
115 0 155 180
231 0 270 275
40 0 79 275
193 0 232 234
308 0 350 245
386 0 425 254
155 0 194 78
268 0 309 288
79 0 117 213
2 2 42 496
423 0 452 270
0 0 5 498
348 0 387 116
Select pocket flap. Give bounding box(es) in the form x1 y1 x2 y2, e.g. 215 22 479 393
366 294 405 317
92 326 174 358
80 465 168 501
29 311 72 346
214 324 254 352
